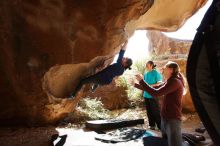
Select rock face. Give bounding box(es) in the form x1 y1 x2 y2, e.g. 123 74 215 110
147 30 192 55
0 0 206 125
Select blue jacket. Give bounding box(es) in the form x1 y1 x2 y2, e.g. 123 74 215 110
94 49 125 84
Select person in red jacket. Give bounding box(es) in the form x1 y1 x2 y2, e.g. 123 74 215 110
134 61 185 146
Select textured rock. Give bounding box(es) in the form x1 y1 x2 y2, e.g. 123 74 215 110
147 30 192 55
125 0 206 32
0 0 205 125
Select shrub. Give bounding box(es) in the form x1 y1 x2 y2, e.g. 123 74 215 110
116 58 149 106
133 58 148 75
76 97 111 120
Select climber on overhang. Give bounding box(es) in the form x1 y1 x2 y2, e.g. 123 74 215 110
69 40 133 98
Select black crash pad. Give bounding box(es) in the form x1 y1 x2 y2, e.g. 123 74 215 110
95 127 146 143
85 119 144 130
143 136 168 146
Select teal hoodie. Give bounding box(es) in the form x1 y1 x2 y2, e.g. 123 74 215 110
143 69 162 98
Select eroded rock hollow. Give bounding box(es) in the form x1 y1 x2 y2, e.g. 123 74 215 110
0 0 206 125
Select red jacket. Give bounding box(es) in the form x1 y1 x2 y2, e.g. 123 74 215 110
135 75 184 120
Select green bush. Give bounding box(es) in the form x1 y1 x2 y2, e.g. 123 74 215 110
116 58 150 105
133 58 148 75
126 85 143 105
76 97 111 120
116 76 142 100
115 76 128 88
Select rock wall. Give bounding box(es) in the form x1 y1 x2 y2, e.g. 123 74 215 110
0 0 206 125
147 30 192 55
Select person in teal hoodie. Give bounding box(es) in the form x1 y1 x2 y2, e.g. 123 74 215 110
143 61 163 130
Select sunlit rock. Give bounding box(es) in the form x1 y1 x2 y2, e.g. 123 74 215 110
147 30 192 55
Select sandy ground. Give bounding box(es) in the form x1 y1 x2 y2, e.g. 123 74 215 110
0 108 213 146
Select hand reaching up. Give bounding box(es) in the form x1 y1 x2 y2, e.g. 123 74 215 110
121 40 128 50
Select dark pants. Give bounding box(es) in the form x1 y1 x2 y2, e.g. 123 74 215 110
72 74 108 97
144 98 161 129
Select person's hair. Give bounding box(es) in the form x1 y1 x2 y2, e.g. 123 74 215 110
147 61 156 69
165 61 180 76
165 61 187 94
125 58 133 70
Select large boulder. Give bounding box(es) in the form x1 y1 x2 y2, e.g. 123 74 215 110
0 0 205 125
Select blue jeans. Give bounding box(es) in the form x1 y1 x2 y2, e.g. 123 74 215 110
161 118 182 146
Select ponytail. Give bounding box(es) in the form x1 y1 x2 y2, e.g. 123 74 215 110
147 61 157 69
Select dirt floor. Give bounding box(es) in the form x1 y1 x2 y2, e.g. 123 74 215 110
0 108 213 146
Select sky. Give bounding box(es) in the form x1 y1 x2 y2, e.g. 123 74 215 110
118 0 212 62
124 30 149 60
